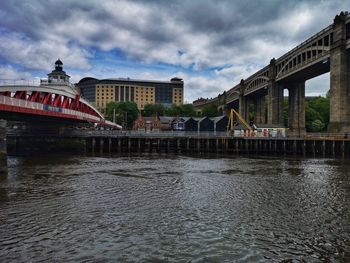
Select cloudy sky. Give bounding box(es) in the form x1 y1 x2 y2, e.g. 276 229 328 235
0 0 348 102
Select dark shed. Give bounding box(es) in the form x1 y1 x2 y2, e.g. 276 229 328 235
212 116 229 132
198 117 214 132
184 117 198 131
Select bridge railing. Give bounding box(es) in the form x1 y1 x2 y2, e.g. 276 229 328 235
0 94 101 123
0 79 40 86
0 94 43 110
276 25 332 63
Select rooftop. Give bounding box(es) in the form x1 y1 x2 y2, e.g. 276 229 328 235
78 77 183 85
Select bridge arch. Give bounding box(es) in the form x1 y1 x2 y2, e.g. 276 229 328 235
245 76 270 93
276 46 330 79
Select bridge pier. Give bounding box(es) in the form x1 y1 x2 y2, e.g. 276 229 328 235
239 93 248 121
288 82 306 137
267 82 284 126
267 59 284 127
255 96 266 124
329 12 350 133
0 120 7 175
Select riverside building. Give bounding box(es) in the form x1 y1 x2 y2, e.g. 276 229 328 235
76 77 184 111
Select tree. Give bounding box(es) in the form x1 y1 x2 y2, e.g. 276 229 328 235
104 101 118 121
181 104 196 117
308 96 329 125
143 103 166 117
201 104 218 117
305 96 329 132
166 104 183 116
248 102 256 122
311 119 325 132
105 101 138 129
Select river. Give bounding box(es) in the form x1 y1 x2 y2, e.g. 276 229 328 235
0 154 350 262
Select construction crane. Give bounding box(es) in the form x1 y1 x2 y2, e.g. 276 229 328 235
227 108 253 132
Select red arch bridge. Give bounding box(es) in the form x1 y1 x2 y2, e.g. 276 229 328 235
0 83 121 129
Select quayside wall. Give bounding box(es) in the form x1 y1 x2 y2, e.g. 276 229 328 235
5 129 350 158
84 136 350 158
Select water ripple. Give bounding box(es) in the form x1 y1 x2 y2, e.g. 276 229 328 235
0 154 350 262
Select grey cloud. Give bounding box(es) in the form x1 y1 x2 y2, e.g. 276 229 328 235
0 0 348 101
0 0 347 68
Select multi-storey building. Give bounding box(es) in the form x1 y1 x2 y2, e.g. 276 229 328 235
76 77 184 110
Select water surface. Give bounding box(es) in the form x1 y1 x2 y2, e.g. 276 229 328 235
0 154 350 262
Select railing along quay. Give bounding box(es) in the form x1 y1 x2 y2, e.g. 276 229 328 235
6 129 350 140
5 129 350 158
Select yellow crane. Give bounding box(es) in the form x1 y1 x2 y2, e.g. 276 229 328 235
227 108 253 131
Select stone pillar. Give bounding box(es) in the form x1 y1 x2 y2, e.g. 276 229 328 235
267 82 283 125
238 79 248 121
255 97 266 124
239 95 248 121
288 82 306 136
0 120 7 175
267 58 283 126
329 12 350 133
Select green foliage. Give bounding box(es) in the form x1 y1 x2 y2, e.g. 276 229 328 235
311 119 325 132
248 102 256 121
165 104 183 116
308 96 329 124
181 104 196 117
142 103 196 117
282 96 329 132
305 96 329 132
104 102 117 121
143 103 166 117
201 104 218 117
104 101 138 129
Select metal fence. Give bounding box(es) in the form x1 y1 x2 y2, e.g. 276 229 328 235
6 127 350 140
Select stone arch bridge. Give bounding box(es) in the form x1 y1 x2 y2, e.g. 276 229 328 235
194 12 350 135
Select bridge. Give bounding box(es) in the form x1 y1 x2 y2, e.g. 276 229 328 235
0 60 121 173
195 12 350 135
0 60 120 128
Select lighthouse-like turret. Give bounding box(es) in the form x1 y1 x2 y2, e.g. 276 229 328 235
47 59 70 84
